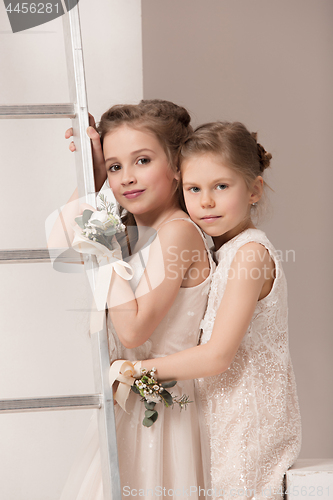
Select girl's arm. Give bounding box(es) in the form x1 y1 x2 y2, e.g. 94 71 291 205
107 220 210 349
139 242 274 381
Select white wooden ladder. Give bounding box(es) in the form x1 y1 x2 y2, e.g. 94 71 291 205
0 5 120 499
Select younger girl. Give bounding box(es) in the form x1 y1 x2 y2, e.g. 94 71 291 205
57 100 214 499
117 121 302 499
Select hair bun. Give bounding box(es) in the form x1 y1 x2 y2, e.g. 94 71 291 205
140 99 191 127
251 132 272 172
175 107 191 127
257 143 272 172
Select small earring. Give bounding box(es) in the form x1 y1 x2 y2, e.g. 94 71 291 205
252 202 257 206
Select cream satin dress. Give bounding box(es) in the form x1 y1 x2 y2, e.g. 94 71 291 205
60 218 214 500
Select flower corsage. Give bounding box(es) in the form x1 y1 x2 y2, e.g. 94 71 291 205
72 194 133 334
74 193 126 249
131 367 193 427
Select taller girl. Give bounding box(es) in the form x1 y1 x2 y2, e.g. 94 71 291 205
58 100 213 499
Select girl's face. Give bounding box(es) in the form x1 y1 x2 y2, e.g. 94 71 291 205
103 125 179 222
182 153 260 246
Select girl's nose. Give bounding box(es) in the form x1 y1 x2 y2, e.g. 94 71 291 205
201 192 215 208
120 167 136 186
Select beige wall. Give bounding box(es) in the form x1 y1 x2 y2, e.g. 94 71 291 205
0 1 143 498
142 0 333 459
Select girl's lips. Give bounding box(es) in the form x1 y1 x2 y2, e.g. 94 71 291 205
201 215 221 223
123 189 145 199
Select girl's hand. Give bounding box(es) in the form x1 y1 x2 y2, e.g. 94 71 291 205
65 113 107 192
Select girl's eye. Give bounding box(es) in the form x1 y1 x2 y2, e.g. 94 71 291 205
216 184 228 190
189 187 200 193
108 164 121 172
137 158 150 165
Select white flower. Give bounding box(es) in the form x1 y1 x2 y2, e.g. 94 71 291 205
153 385 160 391
88 210 109 226
145 393 161 404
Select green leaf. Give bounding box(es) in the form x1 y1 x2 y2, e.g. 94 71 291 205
161 380 177 389
89 219 103 227
131 384 140 395
104 226 117 236
95 234 112 249
74 216 84 229
82 209 94 226
142 417 154 427
144 401 156 410
160 390 173 407
150 411 158 423
144 409 157 419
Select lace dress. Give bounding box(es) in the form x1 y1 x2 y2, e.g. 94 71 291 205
197 228 301 500
60 218 214 500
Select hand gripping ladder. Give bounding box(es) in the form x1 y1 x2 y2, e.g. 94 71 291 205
0 5 121 499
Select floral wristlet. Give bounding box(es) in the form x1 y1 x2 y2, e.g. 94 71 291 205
131 367 192 427
109 361 192 427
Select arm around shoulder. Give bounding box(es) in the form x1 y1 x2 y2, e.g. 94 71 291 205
140 242 272 380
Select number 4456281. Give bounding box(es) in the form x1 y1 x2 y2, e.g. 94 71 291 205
6 3 59 14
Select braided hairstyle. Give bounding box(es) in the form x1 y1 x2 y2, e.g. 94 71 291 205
97 100 193 256
98 99 192 171
181 121 271 181
250 131 272 173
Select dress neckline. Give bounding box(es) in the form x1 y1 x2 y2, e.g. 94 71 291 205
214 228 266 260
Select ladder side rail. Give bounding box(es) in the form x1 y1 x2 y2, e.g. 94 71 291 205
62 6 121 500
63 4 96 200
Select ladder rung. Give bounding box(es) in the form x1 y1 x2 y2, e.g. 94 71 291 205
0 104 75 119
0 394 103 413
0 248 85 264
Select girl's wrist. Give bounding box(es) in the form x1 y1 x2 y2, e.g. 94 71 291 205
140 359 155 373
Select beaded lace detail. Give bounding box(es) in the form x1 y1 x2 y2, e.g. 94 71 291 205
197 229 302 499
